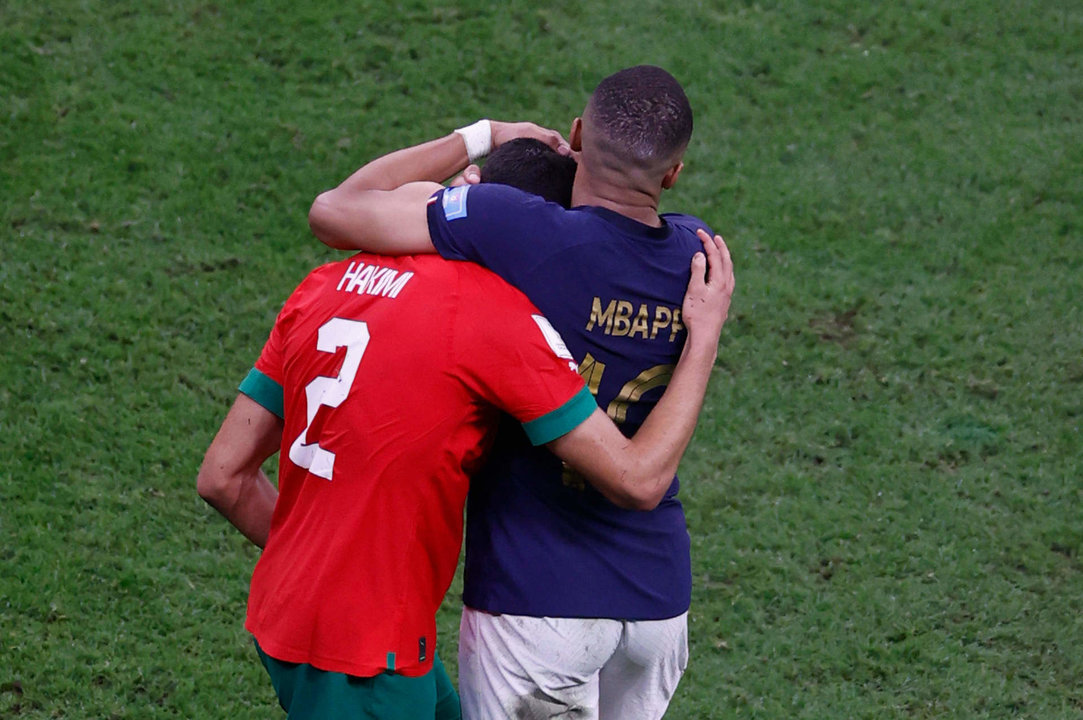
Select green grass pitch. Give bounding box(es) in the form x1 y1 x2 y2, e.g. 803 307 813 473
2 1 1081 717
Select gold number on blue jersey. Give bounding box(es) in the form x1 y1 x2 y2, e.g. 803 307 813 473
562 355 676 490
577 353 676 422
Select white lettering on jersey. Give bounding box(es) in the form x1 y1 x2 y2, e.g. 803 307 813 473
336 261 415 299
289 318 370 480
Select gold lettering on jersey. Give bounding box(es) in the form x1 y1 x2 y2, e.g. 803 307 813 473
629 304 650 339
336 261 414 299
586 297 616 332
612 301 633 336
608 364 674 424
578 353 605 396
651 306 671 340
668 308 684 342
586 296 683 342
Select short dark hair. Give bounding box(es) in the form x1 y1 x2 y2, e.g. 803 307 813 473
480 138 577 208
585 65 693 170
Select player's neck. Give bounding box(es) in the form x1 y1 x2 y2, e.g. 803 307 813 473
571 169 663 228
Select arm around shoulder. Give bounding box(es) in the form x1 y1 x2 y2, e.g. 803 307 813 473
546 320 719 511
308 181 441 254
547 230 734 510
308 121 571 254
547 408 678 511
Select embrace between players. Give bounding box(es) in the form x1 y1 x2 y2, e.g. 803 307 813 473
198 66 735 719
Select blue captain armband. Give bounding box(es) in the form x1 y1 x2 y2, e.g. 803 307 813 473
522 387 597 446
239 368 284 419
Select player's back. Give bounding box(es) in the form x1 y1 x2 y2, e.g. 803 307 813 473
245 252 581 677
427 183 709 620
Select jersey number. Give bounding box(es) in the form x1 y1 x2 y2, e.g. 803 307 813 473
288 318 370 480
578 353 674 423
562 353 675 491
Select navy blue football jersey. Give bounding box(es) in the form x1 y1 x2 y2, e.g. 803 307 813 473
427 183 712 619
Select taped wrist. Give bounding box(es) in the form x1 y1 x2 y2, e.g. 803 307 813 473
454 119 492 162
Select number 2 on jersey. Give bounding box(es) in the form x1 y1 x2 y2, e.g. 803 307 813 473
288 318 370 480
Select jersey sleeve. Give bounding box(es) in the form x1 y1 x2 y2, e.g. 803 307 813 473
426 184 571 288
239 366 284 419
452 269 595 446
239 316 287 419
520 386 597 446
237 274 312 419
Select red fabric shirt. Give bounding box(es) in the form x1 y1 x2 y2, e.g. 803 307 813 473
241 253 591 677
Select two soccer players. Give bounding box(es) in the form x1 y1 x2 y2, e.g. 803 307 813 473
309 66 725 718
201 87 733 717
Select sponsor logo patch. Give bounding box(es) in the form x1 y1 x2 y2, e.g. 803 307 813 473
532 315 574 361
442 185 469 220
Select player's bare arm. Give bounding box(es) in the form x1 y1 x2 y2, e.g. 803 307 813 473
197 394 283 548
308 120 568 253
548 229 735 510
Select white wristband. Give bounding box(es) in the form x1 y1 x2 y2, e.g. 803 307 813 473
454 119 492 162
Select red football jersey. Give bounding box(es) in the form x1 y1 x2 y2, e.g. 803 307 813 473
241 253 593 678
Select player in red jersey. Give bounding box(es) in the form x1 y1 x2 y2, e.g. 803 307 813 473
310 68 729 719
198 127 733 719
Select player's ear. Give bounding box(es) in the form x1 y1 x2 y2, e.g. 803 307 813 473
569 117 583 152
661 161 684 190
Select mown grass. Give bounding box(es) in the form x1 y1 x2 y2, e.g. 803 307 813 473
2 0 1080 717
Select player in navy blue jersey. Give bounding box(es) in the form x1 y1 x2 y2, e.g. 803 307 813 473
309 66 731 719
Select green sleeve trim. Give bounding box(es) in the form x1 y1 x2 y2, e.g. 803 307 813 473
239 368 284 419
522 386 597 446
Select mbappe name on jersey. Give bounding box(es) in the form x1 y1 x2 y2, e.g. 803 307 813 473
585 296 684 342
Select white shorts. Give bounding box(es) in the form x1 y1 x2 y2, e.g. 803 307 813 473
458 606 688 720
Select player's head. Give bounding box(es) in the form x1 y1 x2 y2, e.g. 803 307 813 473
480 138 577 208
575 65 692 185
